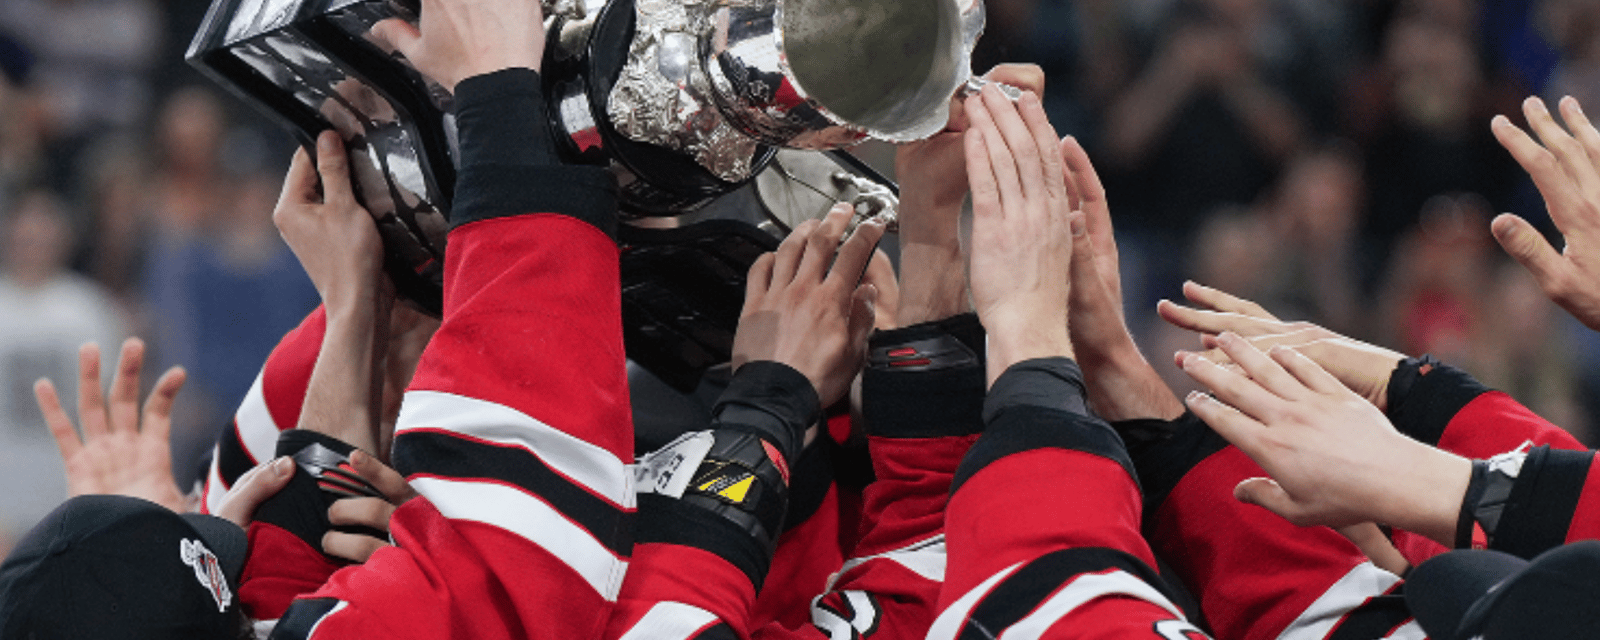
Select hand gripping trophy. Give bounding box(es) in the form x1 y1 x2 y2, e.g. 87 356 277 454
189 0 1000 389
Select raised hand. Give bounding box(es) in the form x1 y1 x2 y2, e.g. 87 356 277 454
894 64 1043 326
1158 281 1406 411
215 457 295 527
324 450 419 563
34 339 188 512
733 203 884 406
964 84 1074 383
275 132 384 314
1179 333 1470 546
372 0 547 89
1490 96 1600 331
1061 135 1183 421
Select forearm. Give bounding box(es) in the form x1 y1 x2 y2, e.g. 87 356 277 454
297 296 382 453
896 242 968 326
1076 338 1183 422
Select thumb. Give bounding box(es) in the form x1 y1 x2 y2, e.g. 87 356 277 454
849 284 879 344
1492 213 1567 290
1234 477 1307 524
216 457 295 527
1067 209 1093 280
370 18 423 62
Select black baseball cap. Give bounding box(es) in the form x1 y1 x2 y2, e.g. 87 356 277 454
1406 541 1600 640
0 494 249 640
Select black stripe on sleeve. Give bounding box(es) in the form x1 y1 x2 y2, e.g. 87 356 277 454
635 493 771 589
692 622 739 640
1130 413 1229 524
450 68 618 237
216 420 258 486
951 406 1135 497
1325 594 1412 640
1385 363 1492 447
956 548 1175 640
1491 446 1594 559
392 430 632 557
269 598 343 640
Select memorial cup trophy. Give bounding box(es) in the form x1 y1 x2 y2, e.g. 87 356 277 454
188 0 998 395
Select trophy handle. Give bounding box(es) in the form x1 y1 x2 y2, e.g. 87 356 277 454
960 76 1023 101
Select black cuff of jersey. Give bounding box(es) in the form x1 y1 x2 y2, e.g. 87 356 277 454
959 547 1180 637
1457 460 1490 548
952 358 1134 495
1489 446 1593 559
1130 412 1228 522
712 361 820 465
636 493 772 589
1386 358 1492 447
862 313 985 439
251 431 385 555
451 68 617 237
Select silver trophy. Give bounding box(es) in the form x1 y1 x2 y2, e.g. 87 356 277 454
189 0 993 387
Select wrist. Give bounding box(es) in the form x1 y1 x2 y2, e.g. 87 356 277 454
1384 442 1473 547
985 323 1073 388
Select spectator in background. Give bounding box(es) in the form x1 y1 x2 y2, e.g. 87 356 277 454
0 189 128 537
1098 0 1339 315
0 31 39 217
1259 143 1365 335
0 0 161 193
1344 7 1521 289
142 87 319 488
1378 193 1496 372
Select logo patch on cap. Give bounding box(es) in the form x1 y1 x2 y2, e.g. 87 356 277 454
180 538 232 612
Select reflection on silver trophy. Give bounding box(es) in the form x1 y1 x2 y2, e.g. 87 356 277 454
188 0 994 386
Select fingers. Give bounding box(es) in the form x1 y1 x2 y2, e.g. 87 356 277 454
848 284 879 352
369 18 422 59
1492 212 1569 290
1180 350 1285 422
1156 299 1281 338
279 146 320 209
797 204 853 283
1181 281 1279 320
216 457 295 527
1493 114 1587 230
34 378 82 461
350 450 418 504
984 63 1045 97
75 343 109 439
743 253 775 311
1233 477 1308 524
771 218 820 287
1267 345 1346 396
1520 97 1600 198
1560 96 1600 180
328 496 398 529
1212 332 1315 401
966 124 1001 221
314 131 355 207
1060 136 1110 246
826 218 887 289
107 338 145 435
980 83 1044 203
141 366 187 444
1183 387 1266 454
323 530 391 564
1017 92 1068 205
966 93 1022 211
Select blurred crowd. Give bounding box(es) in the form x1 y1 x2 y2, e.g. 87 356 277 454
0 0 1597 541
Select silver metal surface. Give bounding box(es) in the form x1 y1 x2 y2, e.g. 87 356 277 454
607 0 990 177
606 0 759 182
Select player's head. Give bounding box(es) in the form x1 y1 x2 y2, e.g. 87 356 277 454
0 494 251 640
1406 540 1600 639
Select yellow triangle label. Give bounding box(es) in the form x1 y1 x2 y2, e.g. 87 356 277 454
716 475 755 502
